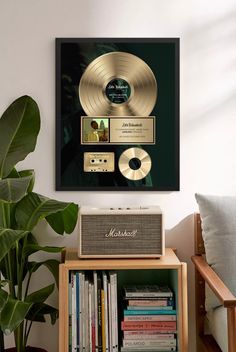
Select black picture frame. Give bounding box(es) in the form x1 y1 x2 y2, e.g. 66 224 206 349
56 38 179 191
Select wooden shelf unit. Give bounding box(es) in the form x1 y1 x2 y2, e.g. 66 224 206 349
59 248 188 352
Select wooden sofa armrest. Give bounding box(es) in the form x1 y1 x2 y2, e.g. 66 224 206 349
192 255 236 308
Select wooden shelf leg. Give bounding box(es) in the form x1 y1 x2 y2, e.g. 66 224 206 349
181 262 188 352
59 264 69 352
227 307 236 352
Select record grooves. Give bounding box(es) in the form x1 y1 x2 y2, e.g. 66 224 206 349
79 52 157 117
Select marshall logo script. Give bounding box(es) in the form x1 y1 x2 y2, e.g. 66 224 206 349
105 228 137 238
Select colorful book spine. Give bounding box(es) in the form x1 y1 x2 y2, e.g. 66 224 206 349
71 273 77 352
121 321 177 330
68 281 72 352
79 272 84 352
101 289 106 352
89 283 92 351
84 279 89 351
121 347 176 352
110 273 118 352
108 282 112 352
124 285 173 298
91 281 96 352
113 274 118 352
124 309 176 315
103 272 109 352
122 339 176 347
76 272 80 351
97 275 102 352
128 299 173 306
123 330 177 336
123 332 175 340
127 305 173 310
124 315 176 321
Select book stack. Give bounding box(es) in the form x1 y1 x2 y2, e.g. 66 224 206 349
121 285 177 352
69 271 118 352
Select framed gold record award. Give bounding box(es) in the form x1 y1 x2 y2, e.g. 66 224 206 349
56 38 179 191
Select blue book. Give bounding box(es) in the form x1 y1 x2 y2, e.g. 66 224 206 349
124 309 177 315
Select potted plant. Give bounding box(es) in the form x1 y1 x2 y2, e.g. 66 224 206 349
0 96 79 351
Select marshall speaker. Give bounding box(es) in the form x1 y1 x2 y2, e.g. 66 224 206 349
78 206 164 258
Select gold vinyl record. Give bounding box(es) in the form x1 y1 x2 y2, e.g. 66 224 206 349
79 52 157 116
118 147 152 181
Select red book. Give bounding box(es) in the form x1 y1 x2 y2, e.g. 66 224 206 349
121 321 177 330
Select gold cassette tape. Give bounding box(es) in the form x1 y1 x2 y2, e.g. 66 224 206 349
84 152 115 172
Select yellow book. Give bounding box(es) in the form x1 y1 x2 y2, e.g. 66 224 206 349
101 289 105 352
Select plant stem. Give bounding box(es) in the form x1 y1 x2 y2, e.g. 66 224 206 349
16 322 24 352
2 203 15 297
16 242 21 300
25 320 33 347
24 272 32 300
18 234 28 300
24 320 28 349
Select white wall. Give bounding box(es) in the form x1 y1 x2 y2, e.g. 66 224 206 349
1 0 236 350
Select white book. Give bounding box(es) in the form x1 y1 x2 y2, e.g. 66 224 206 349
84 279 89 352
80 273 86 352
71 273 77 352
79 272 84 352
89 283 92 352
93 271 98 352
91 283 95 352
123 339 177 347
121 347 176 352
108 282 112 352
76 272 80 351
123 330 177 335
112 273 118 352
110 273 116 352
68 282 72 350
124 333 175 340
103 272 109 352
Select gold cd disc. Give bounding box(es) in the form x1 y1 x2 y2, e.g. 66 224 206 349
118 147 152 181
79 52 157 116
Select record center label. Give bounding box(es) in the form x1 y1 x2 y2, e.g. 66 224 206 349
110 118 155 144
105 78 131 104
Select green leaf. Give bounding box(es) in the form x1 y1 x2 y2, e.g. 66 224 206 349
26 303 58 324
0 176 33 203
23 244 63 258
28 259 60 288
15 192 78 233
46 202 79 234
25 284 55 303
0 96 40 178
6 168 20 178
0 228 28 262
18 170 35 193
0 289 8 312
6 169 35 194
1 297 32 334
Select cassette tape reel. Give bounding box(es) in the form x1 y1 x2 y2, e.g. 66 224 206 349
84 152 115 172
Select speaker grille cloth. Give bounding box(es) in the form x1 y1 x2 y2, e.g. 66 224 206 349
81 214 162 255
